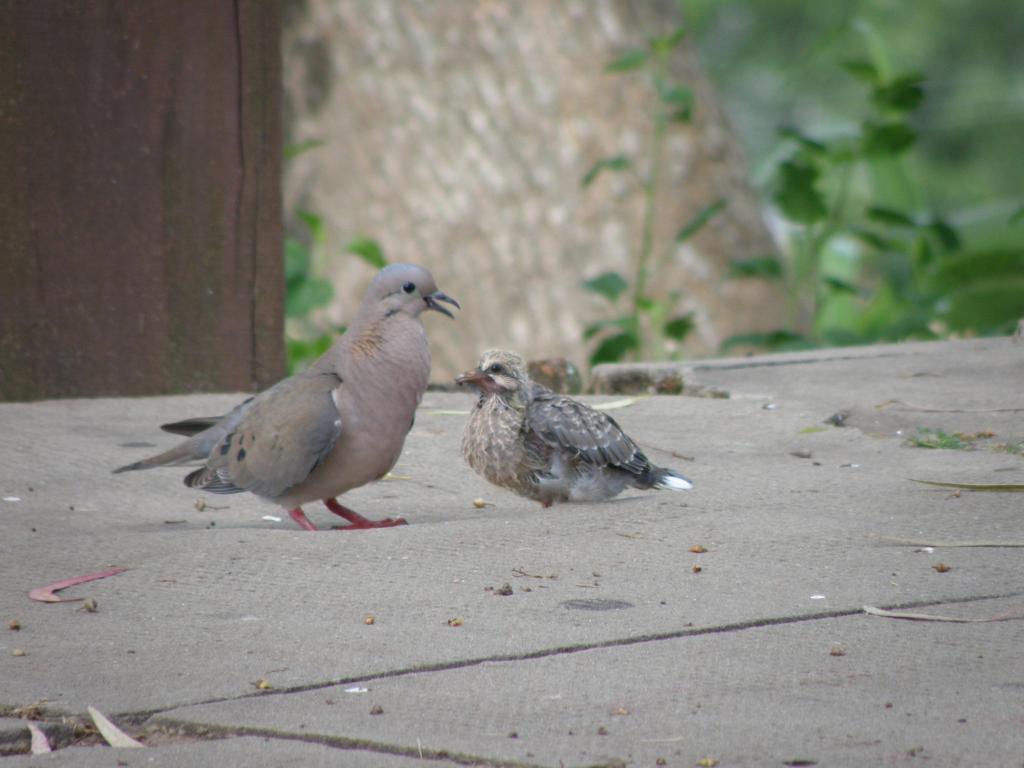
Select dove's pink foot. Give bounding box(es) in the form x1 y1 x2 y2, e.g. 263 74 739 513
324 498 407 530
288 508 320 531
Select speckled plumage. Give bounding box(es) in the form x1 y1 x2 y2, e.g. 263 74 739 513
458 350 692 506
115 264 458 530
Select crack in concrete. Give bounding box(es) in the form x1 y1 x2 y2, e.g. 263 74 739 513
137 590 1021 717
4 590 1018 764
146 720 546 768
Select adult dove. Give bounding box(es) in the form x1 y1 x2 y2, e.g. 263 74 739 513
457 350 692 506
114 264 458 531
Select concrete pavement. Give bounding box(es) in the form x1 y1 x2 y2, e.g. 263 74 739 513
1 337 1022 765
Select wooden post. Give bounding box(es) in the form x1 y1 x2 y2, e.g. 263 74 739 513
0 1 284 401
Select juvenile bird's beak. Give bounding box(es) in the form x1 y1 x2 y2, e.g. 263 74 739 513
424 291 459 319
456 368 497 393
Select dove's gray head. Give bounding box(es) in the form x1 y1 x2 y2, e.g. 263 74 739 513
364 263 459 320
456 349 529 402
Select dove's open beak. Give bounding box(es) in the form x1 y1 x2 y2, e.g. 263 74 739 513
424 291 459 319
456 368 498 393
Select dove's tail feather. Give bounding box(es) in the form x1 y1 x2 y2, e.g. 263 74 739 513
161 416 222 437
650 467 693 491
113 439 208 474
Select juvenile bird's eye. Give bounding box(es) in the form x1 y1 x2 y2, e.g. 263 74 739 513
488 363 503 374
402 282 416 294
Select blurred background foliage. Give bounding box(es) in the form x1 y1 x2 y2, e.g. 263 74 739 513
688 0 1024 351
284 0 1024 373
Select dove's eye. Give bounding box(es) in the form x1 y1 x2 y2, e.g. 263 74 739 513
488 363 504 374
402 282 416 294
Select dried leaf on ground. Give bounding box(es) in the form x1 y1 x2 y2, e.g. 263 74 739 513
28 568 127 603
910 479 1024 492
875 536 1024 548
27 723 51 754
863 605 1024 623
688 544 707 553
592 397 639 411
932 562 952 573
87 706 145 748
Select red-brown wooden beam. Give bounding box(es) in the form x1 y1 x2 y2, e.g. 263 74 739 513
0 1 284 401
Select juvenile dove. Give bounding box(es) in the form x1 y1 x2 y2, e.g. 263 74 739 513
457 350 692 506
114 264 458 531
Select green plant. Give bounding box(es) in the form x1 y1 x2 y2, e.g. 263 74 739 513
580 27 725 367
284 214 388 374
723 31 1024 353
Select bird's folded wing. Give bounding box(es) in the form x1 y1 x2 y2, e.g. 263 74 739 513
526 393 648 473
188 373 344 499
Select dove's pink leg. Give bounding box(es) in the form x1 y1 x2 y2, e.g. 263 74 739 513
324 498 407 529
288 508 319 531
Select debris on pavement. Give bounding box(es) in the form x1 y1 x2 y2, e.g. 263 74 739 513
932 562 952 573
27 723 51 755
863 605 1024 623
87 706 145 748
829 645 846 657
369 704 384 715
447 617 464 627
910 478 1024 492
688 545 707 553
28 567 127 603
11 647 26 656
824 409 850 426
876 536 1024 548
8 618 20 630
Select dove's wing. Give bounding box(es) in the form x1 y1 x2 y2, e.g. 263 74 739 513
185 371 344 499
525 390 650 475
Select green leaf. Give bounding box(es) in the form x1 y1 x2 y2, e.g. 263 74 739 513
849 226 898 252
663 313 695 341
635 296 660 313
605 48 648 73
583 316 632 341
581 155 631 187
842 59 880 85
928 248 1024 290
676 198 726 242
778 127 827 154
650 26 686 55
926 217 961 251
822 276 858 294
284 238 311 283
286 277 334 318
867 206 916 228
774 160 826 224
727 256 783 280
720 330 812 353
346 237 387 269
287 332 339 374
1011 206 1024 225
872 73 925 112
657 82 693 109
943 277 1024 332
861 121 917 155
297 211 325 246
657 82 694 123
283 138 326 161
589 331 639 366
582 271 629 302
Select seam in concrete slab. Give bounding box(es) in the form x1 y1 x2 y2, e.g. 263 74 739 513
4 592 1017 763
139 590 1021 719
683 349 918 373
145 720 546 768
